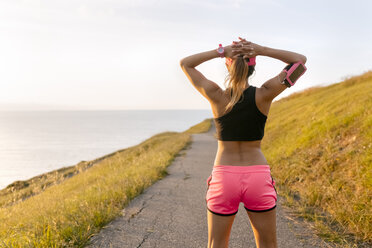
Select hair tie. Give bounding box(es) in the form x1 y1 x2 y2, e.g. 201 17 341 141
225 56 256 66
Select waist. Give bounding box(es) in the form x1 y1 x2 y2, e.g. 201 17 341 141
214 145 268 166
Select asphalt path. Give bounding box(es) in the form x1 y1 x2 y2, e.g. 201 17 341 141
86 122 331 248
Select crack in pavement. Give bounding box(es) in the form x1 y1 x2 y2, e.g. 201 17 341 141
123 193 156 224
135 201 168 248
134 161 186 248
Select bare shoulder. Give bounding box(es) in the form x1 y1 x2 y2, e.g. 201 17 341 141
259 71 288 102
210 88 231 118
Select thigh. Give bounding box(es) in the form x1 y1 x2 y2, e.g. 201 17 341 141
246 208 277 248
207 210 236 248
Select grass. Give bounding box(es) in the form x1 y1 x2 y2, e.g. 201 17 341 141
1 157 118 208
262 71 372 246
0 118 211 247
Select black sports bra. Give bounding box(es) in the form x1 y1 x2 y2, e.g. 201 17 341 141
213 85 267 141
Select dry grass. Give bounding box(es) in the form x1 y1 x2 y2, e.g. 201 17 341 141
0 118 211 247
262 71 372 246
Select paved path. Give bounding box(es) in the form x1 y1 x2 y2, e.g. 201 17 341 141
86 122 331 248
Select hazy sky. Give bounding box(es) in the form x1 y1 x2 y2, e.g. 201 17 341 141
0 0 371 110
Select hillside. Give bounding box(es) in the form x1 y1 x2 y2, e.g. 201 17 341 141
262 71 372 245
0 119 211 247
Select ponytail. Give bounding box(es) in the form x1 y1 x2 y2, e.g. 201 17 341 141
224 56 255 114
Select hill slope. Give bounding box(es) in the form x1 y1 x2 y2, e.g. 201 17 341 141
0 120 211 247
262 71 372 245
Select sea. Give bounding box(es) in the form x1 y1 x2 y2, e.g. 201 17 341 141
0 110 213 190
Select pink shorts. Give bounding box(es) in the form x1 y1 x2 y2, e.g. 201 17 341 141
205 165 277 216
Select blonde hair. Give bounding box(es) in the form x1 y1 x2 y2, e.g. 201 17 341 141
224 56 255 114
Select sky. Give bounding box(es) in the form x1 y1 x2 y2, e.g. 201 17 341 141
0 0 371 110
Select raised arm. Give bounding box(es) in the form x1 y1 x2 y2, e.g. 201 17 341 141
259 46 307 101
260 46 307 65
180 45 233 103
232 38 307 101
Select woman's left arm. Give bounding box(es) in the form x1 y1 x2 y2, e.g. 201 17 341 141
180 48 227 103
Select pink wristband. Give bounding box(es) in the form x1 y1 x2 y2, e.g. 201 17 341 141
217 44 225 58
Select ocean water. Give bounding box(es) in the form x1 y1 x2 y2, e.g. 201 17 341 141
0 110 212 190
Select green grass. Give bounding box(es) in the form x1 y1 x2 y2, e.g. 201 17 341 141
0 118 211 247
262 71 372 246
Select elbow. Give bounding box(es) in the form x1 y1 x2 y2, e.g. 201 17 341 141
179 58 187 68
180 57 194 69
301 55 307 64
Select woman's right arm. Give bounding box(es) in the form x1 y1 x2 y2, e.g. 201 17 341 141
260 46 307 64
232 38 307 101
258 46 307 102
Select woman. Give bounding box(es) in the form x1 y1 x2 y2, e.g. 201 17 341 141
180 37 307 248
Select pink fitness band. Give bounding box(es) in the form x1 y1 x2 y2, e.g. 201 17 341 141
282 61 307 87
